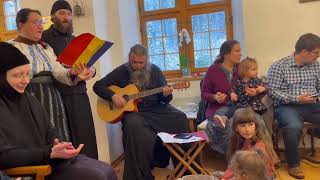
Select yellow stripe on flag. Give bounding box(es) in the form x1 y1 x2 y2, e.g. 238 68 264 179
73 37 104 67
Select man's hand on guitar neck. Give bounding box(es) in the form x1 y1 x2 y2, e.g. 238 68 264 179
162 86 174 97
112 94 127 108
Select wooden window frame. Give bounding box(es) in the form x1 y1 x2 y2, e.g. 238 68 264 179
138 0 233 79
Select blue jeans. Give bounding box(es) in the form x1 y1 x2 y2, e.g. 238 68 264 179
274 103 320 167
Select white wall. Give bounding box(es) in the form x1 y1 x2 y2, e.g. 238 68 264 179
231 0 245 56
241 0 320 76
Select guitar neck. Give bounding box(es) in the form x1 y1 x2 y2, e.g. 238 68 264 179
130 87 164 100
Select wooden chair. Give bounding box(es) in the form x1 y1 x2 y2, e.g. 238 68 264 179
4 165 51 180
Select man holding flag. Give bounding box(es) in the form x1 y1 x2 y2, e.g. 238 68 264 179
42 0 98 159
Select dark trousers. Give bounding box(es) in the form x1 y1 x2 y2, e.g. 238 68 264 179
121 105 190 180
47 155 117 180
274 103 320 167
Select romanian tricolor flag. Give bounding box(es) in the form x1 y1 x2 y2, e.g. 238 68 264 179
57 33 113 67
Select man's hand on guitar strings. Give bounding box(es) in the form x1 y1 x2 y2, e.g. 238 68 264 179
162 85 173 97
112 94 127 108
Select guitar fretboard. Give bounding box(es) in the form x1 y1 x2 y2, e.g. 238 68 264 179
129 87 164 100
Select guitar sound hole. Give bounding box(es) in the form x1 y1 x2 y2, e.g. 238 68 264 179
108 101 113 110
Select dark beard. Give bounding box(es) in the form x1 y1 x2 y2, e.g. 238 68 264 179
52 18 73 34
127 63 151 91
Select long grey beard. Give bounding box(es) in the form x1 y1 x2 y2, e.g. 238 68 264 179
128 64 151 91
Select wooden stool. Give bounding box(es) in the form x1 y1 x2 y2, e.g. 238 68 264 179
163 140 209 179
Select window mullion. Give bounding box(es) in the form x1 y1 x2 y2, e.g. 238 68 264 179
139 0 232 78
161 20 166 71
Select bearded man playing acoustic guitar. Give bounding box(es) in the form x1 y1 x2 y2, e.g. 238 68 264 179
93 44 191 180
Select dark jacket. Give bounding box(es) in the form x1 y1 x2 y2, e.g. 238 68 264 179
0 92 58 169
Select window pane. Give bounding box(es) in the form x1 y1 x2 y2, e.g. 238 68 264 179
210 31 226 49
148 38 164 55
211 49 220 63
4 0 16 16
160 0 175 9
145 0 159 11
192 11 227 69
209 11 226 30
195 50 211 68
144 0 175 11
163 18 177 36
191 14 208 33
150 55 165 70
164 36 179 53
193 33 209 51
165 54 180 70
5 16 17 30
147 20 162 38
146 18 179 71
190 0 221 5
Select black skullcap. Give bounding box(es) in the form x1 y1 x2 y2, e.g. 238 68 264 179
0 42 29 74
51 0 72 15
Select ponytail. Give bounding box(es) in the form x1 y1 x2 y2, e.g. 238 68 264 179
214 54 223 64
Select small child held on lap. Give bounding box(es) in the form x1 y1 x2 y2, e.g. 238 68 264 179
213 57 267 128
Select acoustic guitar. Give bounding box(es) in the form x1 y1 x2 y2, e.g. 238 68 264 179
97 80 191 124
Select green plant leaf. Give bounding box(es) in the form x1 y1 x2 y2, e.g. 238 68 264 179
179 55 188 68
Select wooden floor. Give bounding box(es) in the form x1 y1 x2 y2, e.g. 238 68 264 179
113 147 320 180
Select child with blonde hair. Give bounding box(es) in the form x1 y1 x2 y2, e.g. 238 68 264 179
221 108 279 180
231 57 267 114
213 57 267 128
229 150 268 180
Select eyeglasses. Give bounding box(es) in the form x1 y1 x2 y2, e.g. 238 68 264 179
27 19 45 26
11 72 33 80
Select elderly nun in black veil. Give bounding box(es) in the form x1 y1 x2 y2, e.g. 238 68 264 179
0 42 117 180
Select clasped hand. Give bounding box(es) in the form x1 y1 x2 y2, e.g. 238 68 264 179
245 86 265 97
213 92 227 103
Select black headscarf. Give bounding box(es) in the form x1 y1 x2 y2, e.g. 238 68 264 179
0 42 30 98
0 43 55 169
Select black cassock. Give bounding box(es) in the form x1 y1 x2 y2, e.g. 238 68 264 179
42 25 98 159
94 63 191 180
0 81 116 180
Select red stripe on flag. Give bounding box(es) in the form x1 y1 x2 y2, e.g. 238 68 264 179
57 33 95 66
